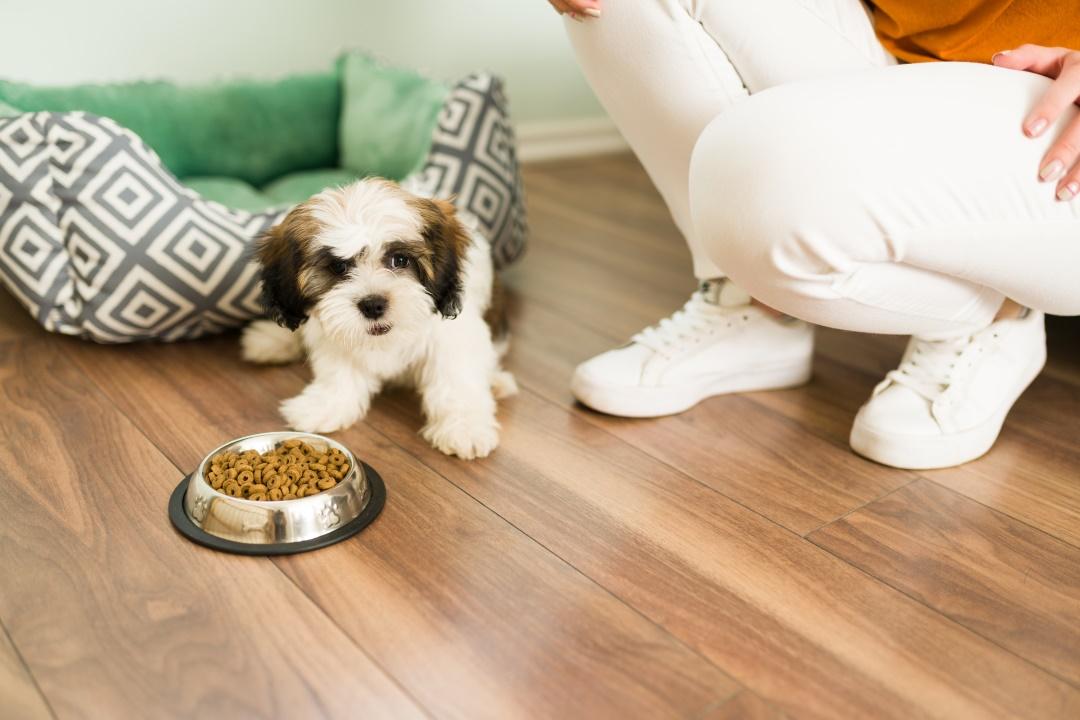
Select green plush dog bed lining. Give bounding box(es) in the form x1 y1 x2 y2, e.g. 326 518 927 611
0 71 342 186
0 53 449 210
336 52 448 183
184 168 364 212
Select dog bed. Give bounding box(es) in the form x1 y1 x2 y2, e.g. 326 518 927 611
0 56 526 342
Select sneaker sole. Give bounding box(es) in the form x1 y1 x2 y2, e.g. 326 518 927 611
849 348 1047 470
571 358 813 418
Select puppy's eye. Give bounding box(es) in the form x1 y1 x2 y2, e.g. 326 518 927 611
328 258 350 275
389 253 410 269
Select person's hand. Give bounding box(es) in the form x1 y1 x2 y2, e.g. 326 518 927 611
546 0 601 22
993 45 1080 201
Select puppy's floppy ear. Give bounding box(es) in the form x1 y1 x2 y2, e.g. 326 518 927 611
255 204 316 331
415 198 470 319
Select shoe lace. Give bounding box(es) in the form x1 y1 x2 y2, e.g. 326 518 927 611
632 286 738 355
884 334 975 401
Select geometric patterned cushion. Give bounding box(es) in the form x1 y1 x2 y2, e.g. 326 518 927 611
0 73 527 342
0 112 284 342
403 74 527 269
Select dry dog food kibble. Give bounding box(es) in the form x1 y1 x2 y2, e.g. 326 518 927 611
205 440 350 501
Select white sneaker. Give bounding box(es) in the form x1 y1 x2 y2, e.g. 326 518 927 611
570 280 814 417
849 309 1047 469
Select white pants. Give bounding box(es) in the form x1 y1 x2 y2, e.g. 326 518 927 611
566 0 1080 337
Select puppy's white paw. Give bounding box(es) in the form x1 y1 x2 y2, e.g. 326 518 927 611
241 320 304 365
422 416 500 460
491 369 518 399
280 389 363 433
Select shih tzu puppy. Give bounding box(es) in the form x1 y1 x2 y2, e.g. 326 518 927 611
240 179 516 459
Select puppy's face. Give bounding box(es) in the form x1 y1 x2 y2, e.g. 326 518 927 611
256 179 470 347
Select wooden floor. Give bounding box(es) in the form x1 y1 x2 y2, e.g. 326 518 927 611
2 153 1079 719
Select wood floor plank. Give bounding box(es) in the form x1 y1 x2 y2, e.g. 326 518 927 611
926 371 1080 547
524 194 691 293
742 333 886 458
0 621 52 720
926 432 1080 549
526 154 681 221
510 163 693 344
364 385 1079 719
1005 368 1080 456
0 338 423 719
504 242 686 343
275 437 735 720
586 394 911 535
0 290 46 342
69 336 740 720
809 479 1080 687
698 691 783 720
504 296 913 534
522 176 690 263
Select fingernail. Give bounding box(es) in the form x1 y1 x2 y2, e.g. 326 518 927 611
1058 182 1079 201
1026 117 1048 137
1040 159 1065 182
991 50 1011 63
583 7 601 17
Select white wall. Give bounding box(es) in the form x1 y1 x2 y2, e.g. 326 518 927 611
0 0 617 155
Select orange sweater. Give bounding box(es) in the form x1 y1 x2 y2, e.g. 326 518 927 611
868 1 1080 63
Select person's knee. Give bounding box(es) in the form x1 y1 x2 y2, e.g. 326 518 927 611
688 87 857 305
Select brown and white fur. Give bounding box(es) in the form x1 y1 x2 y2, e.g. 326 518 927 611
240 179 516 459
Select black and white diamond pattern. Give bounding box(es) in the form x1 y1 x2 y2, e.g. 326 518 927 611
0 180 12 226
215 258 271 321
93 266 195 336
62 208 128 298
461 164 510 238
404 151 461 199
80 150 177 246
48 114 114 187
433 89 483 153
0 203 65 305
7 212 54 275
417 74 527 268
0 114 48 183
0 112 275 341
147 208 245 295
0 72 526 343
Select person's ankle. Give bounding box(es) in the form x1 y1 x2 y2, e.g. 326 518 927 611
700 277 750 307
702 277 788 319
994 298 1026 321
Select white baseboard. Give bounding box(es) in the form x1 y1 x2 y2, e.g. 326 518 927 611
515 116 628 162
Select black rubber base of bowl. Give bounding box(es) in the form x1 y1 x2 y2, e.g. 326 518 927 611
168 462 386 556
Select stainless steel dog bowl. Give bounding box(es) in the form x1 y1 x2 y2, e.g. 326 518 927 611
169 431 385 555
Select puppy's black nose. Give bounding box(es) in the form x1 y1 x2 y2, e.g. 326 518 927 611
358 294 387 319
